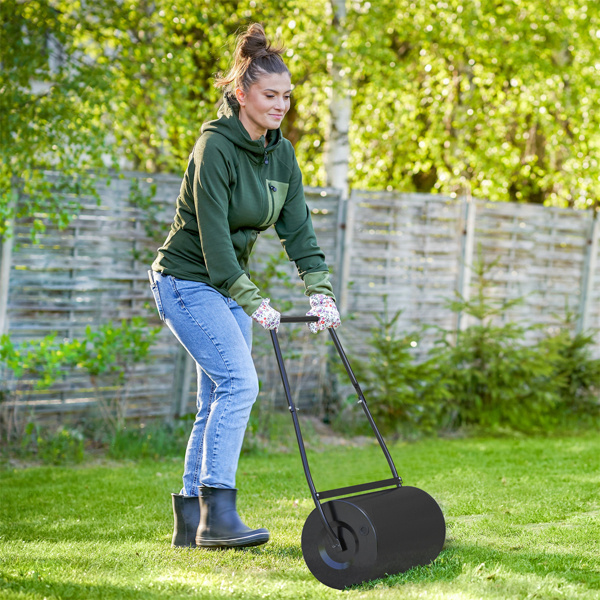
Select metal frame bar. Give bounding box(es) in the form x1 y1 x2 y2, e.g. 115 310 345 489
270 316 403 550
316 478 399 501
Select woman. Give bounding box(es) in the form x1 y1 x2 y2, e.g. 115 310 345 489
148 23 340 549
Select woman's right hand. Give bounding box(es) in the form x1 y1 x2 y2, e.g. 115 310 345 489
251 298 281 332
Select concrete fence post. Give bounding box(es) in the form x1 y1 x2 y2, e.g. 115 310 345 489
172 347 195 419
336 190 356 317
577 211 599 333
0 211 15 337
455 194 477 333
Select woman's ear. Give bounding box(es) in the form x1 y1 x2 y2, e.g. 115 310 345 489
235 87 246 107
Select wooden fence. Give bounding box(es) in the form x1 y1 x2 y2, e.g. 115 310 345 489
0 172 598 430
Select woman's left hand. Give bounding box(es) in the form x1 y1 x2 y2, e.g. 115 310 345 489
306 294 341 334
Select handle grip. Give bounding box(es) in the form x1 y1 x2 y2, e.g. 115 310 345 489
279 315 319 324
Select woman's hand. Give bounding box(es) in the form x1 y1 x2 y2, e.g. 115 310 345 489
251 298 281 332
306 294 341 334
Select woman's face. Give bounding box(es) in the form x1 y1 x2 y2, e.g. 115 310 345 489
236 72 292 141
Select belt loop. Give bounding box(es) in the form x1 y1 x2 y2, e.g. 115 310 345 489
148 269 154 285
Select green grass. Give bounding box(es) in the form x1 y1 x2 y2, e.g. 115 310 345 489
1 434 599 599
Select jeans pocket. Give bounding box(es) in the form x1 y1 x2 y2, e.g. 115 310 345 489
148 270 165 321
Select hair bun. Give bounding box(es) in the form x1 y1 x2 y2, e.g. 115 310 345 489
237 23 271 60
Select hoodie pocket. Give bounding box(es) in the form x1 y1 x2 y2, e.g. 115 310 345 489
261 180 289 227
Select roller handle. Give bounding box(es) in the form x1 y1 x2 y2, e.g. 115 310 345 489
270 316 402 550
279 316 319 323
270 324 341 549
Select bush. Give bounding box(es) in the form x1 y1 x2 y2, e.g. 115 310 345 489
0 317 161 444
340 258 600 435
432 321 561 431
432 259 599 432
341 307 448 437
18 424 85 465
539 319 600 419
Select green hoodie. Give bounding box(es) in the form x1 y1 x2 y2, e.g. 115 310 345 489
151 95 334 316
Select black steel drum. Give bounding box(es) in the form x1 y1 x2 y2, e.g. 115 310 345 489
302 486 445 589
271 317 446 590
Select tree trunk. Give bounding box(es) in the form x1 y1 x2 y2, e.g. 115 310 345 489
325 0 351 200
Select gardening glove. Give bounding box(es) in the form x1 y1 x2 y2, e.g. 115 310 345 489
251 298 281 332
306 294 341 334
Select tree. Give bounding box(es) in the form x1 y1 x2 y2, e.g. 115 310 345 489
324 0 351 198
342 0 600 208
3 0 599 244
0 0 117 239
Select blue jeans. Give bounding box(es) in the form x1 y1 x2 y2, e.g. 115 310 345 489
148 271 257 494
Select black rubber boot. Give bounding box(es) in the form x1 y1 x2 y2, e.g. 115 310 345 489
195 487 270 548
171 493 200 548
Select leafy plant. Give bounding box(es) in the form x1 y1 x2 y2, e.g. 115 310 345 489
340 255 600 435
339 304 448 437
0 317 161 443
106 420 189 460
539 317 600 419
430 254 600 432
433 322 561 431
19 424 86 465
77 317 162 434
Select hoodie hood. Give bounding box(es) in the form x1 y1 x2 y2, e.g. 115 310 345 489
201 93 282 159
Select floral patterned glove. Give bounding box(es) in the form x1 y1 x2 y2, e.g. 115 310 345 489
306 294 341 334
251 298 281 332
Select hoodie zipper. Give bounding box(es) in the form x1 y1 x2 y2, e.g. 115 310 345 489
265 183 278 224
264 149 269 165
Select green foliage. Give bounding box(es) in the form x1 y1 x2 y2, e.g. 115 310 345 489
539 320 600 417
344 0 600 208
19 423 85 465
433 322 560 431
1 0 116 240
106 421 189 460
78 317 160 382
0 317 160 389
342 258 599 435
0 317 161 442
343 305 446 437
430 257 561 431
6 0 599 245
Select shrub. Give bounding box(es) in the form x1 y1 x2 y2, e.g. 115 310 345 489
0 317 161 444
340 257 600 435
337 307 450 437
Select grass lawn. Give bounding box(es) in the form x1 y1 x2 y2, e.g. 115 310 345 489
1 433 599 599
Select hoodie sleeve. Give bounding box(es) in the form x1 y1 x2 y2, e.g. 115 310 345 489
274 154 336 300
192 133 264 315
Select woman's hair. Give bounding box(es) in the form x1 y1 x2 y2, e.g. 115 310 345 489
215 24 290 96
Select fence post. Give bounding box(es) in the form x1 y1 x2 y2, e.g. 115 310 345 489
336 189 356 317
172 347 194 418
455 194 476 332
0 201 14 391
0 228 15 337
577 211 599 333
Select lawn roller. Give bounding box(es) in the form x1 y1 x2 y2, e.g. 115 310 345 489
270 316 446 590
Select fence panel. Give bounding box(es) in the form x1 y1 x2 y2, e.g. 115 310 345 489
1 174 598 430
0 173 342 427
340 191 465 359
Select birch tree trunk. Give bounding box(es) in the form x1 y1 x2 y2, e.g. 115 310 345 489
325 0 351 200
